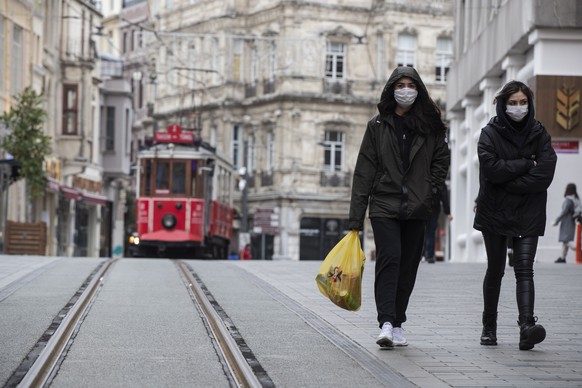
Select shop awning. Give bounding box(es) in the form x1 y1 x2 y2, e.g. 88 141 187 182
61 186 81 200
46 177 60 193
82 192 108 206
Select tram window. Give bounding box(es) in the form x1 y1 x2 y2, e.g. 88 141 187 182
156 161 170 194
143 159 152 196
191 160 198 197
172 162 186 195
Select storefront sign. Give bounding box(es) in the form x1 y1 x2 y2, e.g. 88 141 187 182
552 140 579 154
533 75 582 139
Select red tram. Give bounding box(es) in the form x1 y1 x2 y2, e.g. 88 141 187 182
134 124 234 259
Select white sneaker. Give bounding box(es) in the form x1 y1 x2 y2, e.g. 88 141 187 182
393 327 408 346
376 322 394 348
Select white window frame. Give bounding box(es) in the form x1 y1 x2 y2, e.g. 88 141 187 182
268 41 276 82
0 17 4 91
435 37 453 83
325 42 345 79
247 134 255 175
266 131 274 172
323 130 344 172
396 34 416 68
376 33 385 81
250 45 258 85
232 39 243 82
232 124 243 169
11 24 23 94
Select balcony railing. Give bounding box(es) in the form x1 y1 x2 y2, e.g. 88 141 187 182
261 171 273 186
323 79 352 95
245 83 257 98
263 79 276 94
320 171 351 188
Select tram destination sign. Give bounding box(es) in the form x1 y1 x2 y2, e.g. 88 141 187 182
154 124 194 144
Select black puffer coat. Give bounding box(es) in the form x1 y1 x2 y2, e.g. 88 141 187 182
348 67 450 230
473 100 557 237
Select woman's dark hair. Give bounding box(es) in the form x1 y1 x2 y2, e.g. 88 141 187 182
493 80 534 106
564 183 579 198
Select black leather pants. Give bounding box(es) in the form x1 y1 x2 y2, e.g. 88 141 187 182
482 232 539 320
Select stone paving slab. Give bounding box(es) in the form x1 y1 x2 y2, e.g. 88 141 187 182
232 260 582 388
1 256 580 387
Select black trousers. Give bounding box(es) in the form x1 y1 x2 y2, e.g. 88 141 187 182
371 218 425 328
482 232 538 320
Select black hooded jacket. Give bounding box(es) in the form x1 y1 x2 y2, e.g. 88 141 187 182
473 96 557 237
348 67 450 230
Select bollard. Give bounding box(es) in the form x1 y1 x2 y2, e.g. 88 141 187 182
576 223 582 264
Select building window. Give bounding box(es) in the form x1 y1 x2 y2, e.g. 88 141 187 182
325 42 345 79
436 37 453 83
268 41 276 82
323 130 344 172
11 24 23 94
266 131 274 172
210 125 217 147
211 38 220 84
232 39 243 81
376 33 385 81
63 84 78 135
396 34 416 68
0 17 4 91
250 45 258 85
232 124 242 169
105 106 115 151
122 31 127 53
247 134 255 175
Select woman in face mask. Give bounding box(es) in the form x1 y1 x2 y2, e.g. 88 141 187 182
348 66 450 348
474 80 557 350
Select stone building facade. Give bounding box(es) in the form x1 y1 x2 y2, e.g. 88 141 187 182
0 0 132 258
142 0 455 260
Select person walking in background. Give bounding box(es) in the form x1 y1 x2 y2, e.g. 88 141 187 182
553 183 580 263
240 244 253 260
424 182 453 263
348 66 450 348
474 81 557 350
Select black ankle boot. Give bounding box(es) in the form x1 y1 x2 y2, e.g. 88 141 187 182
518 316 546 350
480 313 497 346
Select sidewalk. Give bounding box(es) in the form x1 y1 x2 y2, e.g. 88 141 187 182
237 260 582 387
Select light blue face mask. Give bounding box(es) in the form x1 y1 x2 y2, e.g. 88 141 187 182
506 105 528 121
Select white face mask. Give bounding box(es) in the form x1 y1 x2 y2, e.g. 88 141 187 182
506 105 528 121
394 88 418 108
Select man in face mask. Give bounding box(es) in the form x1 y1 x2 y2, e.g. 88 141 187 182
348 66 450 348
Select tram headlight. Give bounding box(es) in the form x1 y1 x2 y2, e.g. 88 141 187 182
162 214 177 229
129 233 140 245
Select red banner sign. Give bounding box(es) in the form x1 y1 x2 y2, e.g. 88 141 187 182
552 140 579 154
154 124 194 144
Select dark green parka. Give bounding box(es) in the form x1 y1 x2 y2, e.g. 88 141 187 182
348 67 450 230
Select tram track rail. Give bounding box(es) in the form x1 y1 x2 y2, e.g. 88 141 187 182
7 259 116 388
175 260 273 388
5 258 272 388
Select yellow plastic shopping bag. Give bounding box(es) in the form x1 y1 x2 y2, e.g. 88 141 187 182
315 230 366 311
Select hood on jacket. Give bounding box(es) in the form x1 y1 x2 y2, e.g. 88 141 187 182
377 66 431 117
494 87 536 131
377 66 446 136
